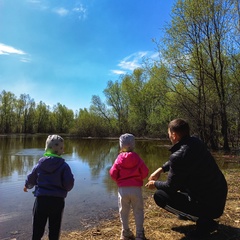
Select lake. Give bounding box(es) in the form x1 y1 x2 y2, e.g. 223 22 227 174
0 135 237 240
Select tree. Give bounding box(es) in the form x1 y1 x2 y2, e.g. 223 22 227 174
121 69 149 135
160 0 239 150
52 103 74 133
0 90 16 133
144 64 174 136
104 79 129 133
90 95 112 126
18 94 35 133
74 108 110 137
35 101 51 133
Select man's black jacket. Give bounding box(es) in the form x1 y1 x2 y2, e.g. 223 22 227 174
154 136 228 209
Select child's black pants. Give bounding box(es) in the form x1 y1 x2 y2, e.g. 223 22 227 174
32 196 65 240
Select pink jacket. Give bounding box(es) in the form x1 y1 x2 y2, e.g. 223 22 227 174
109 152 149 187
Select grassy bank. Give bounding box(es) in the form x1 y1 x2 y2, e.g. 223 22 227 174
54 169 239 240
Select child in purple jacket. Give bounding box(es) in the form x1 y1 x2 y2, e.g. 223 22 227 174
24 135 74 240
109 133 149 240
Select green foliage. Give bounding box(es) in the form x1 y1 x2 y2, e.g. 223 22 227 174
0 90 75 134
103 79 130 133
74 108 111 137
35 101 51 133
159 0 240 150
0 0 239 151
89 66 174 137
0 90 17 133
52 103 74 133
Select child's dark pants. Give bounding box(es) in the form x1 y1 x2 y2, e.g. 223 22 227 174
32 196 65 240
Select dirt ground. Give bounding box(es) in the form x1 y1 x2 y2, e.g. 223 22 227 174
51 168 239 240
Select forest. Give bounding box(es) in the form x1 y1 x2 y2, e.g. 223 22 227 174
0 0 239 152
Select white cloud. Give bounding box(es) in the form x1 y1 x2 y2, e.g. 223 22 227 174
73 4 87 20
149 52 160 60
0 43 26 55
110 70 126 75
27 0 49 11
111 51 149 75
52 4 87 19
118 60 139 71
26 1 87 20
20 57 31 63
0 43 31 63
119 52 148 70
53 7 69 16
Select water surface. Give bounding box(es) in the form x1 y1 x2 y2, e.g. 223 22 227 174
0 135 237 240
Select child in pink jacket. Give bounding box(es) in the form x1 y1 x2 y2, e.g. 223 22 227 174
109 133 149 240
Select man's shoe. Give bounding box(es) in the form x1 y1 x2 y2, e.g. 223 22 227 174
187 219 218 239
178 214 189 221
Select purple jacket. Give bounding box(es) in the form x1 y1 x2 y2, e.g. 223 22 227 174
25 156 74 198
109 152 149 187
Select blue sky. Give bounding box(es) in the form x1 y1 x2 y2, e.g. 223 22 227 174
0 0 174 112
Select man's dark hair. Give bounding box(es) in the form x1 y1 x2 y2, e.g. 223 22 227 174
168 118 190 138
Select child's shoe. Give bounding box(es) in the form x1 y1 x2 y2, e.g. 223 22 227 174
120 229 135 240
135 229 147 240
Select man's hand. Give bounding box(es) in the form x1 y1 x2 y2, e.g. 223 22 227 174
148 167 163 181
23 187 28 192
145 180 156 189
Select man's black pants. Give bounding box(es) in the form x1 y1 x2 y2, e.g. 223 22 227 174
153 189 225 221
32 196 65 240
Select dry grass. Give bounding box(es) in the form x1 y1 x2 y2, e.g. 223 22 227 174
57 169 240 240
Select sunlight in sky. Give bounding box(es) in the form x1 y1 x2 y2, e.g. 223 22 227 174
0 0 174 111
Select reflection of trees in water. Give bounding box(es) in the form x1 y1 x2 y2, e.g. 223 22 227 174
0 136 45 178
66 139 171 195
2 137 229 190
0 137 120 180
70 139 119 178
0 137 171 180
135 140 171 169
67 138 120 195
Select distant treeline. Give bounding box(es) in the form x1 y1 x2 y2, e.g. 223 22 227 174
1 0 240 152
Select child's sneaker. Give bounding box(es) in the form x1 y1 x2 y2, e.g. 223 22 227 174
120 229 135 240
135 229 147 240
